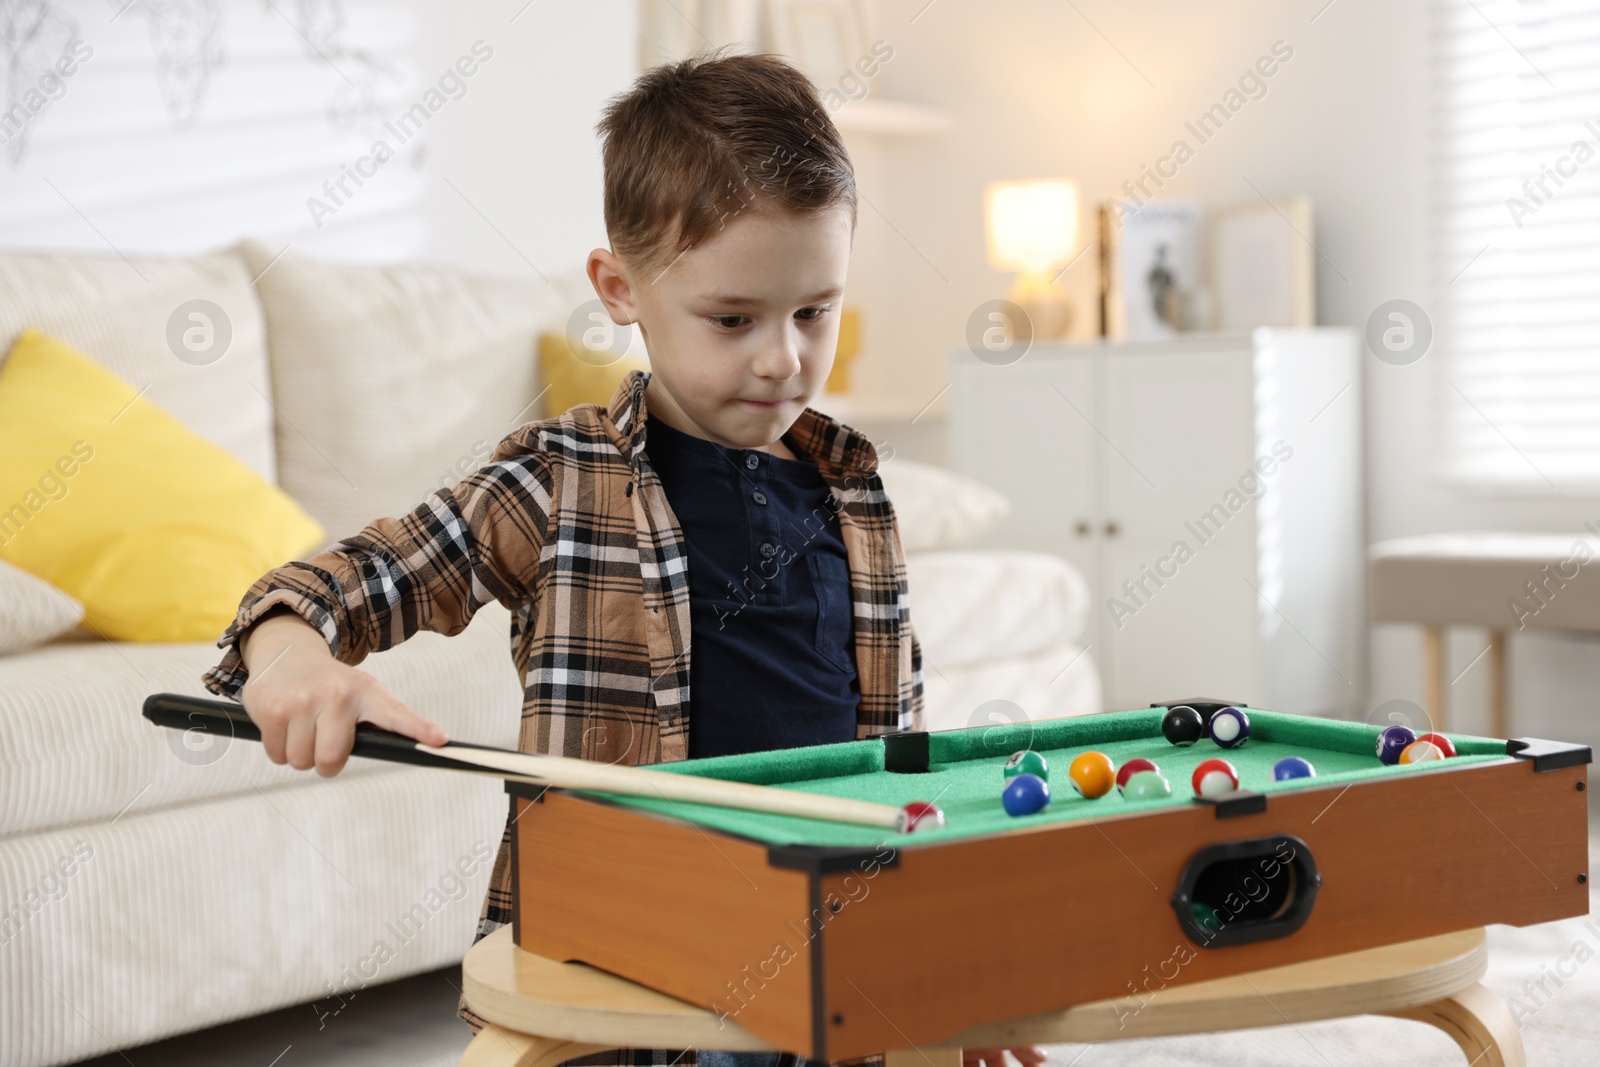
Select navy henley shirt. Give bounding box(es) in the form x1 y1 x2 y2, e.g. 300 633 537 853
644 410 861 759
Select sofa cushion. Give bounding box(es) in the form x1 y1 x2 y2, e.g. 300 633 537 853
0 766 508 1067
0 560 82 656
234 239 568 543
0 600 521 839
922 639 1101 732
0 247 277 484
0 329 324 643
878 459 1012 552
538 329 650 417
907 549 1089 668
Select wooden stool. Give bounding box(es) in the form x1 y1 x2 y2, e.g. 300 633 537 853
1369 532 1600 737
459 925 1523 1067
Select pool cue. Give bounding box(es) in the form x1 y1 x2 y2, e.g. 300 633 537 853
143 693 905 832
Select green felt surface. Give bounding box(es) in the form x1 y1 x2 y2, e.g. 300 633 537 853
588 708 1509 848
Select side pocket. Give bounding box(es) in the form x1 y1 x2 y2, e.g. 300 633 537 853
807 553 856 673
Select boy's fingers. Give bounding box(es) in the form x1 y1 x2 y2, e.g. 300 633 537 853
283 714 317 771
242 690 286 763
313 708 356 777
358 690 449 747
1010 1047 1047 1065
254 713 287 764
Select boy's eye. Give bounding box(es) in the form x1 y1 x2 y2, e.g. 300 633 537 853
707 307 830 330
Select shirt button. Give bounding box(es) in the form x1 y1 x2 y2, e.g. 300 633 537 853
759 542 777 558
752 491 768 505
745 454 760 470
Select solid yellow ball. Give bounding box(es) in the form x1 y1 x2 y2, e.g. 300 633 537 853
1069 751 1116 799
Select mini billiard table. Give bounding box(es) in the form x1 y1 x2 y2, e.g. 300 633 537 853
507 700 1591 1061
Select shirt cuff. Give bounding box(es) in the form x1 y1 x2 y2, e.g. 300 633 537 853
200 588 343 700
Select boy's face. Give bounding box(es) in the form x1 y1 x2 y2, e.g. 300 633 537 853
588 202 852 454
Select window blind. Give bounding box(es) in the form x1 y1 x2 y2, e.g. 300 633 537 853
0 0 424 262
1435 0 1600 489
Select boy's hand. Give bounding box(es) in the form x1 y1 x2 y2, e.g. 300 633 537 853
963 1047 1047 1067
238 610 449 777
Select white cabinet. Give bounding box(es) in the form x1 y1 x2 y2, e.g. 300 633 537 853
948 328 1363 717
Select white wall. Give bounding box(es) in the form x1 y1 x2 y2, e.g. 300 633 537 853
813 0 1597 747
413 0 637 284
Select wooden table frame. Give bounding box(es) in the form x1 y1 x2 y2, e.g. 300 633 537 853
460 925 1525 1067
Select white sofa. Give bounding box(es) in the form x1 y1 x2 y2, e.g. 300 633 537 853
0 241 1099 1066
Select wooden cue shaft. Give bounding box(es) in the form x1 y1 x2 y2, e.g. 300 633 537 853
416 742 904 830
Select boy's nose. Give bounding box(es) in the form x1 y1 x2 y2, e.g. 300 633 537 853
753 331 804 381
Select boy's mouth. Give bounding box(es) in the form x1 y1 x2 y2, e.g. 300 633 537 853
739 398 788 408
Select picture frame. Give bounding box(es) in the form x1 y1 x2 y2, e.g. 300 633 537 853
1208 196 1316 330
765 0 863 87
1098 198 1203 341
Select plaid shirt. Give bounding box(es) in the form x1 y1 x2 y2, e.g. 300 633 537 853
202 367 923 1057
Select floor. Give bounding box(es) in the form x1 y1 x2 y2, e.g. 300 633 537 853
73 804 1600 1067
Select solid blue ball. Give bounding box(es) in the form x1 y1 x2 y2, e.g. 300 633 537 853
1273 756 1316 781
1377 725 1417 765
1002 772 1051 816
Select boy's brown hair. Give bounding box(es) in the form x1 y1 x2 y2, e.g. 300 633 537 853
596 48 858 283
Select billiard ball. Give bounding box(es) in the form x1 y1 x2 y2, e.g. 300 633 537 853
1123 770 1172 801
895 801 946 833
1068 751 1116 799
1190 901 1222 933
1192 757 1240 797
1272 756 1316 781
1417 732 1457 759
1162 705 1205 747
1116 757 1159 794
1209 706 1251 750
1002 773 1051 816
1400 740 1445 765
1003 750 1049 782
1377 725 1418 765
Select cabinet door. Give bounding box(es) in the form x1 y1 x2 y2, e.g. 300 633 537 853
1100 347 1261 709
947 349 1101 651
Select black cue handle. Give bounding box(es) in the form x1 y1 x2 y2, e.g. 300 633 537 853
141 692 525 776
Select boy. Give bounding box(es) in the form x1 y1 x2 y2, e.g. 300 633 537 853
202 49 1038 1067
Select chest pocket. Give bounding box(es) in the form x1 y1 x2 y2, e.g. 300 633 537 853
807 553 857 674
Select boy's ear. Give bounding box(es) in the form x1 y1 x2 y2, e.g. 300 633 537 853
587 248 639 326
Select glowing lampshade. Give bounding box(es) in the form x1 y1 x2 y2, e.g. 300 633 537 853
985 179 1081 274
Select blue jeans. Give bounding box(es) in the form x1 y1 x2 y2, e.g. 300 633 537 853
697 1053 810 1067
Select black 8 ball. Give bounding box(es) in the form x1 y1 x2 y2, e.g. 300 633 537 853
1162 705 1205 747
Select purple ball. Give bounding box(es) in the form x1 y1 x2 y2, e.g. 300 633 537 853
1210 706 1251 749
1377 725 1418 765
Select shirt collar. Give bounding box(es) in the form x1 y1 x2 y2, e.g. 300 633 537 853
605 368 883 477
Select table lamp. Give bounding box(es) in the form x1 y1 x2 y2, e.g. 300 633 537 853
984 178 1081 341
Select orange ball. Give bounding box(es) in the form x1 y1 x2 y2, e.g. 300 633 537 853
1069 751 1116 798
1399 740 1445 765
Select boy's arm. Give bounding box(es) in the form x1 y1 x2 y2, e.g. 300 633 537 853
202 443 555 700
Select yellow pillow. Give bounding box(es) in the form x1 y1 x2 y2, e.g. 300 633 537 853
0 328 324 642
538 331 649 418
